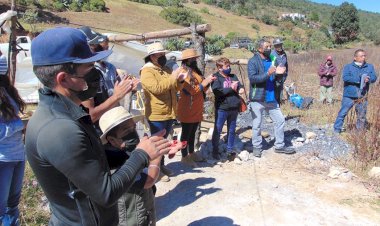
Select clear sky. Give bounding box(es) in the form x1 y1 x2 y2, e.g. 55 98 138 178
310 0 380 13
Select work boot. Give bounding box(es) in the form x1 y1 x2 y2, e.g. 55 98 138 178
274 146 296 154
181 155 198 168
227 152 237 162
161 165 174 176
190 152 206 162
158 172 170 182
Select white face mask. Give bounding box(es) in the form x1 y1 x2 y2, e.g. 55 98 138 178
354 62 363 67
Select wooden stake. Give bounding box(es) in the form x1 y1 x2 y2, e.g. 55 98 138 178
9 0 17 85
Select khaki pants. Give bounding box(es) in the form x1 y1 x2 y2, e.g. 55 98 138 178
320 86 333 104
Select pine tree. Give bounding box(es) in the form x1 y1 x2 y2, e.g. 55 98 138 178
330 2 360 44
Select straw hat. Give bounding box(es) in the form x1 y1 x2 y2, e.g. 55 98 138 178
99 106 144 144
181 48 200 61
144 42 168 60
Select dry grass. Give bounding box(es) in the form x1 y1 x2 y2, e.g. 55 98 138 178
19 163 50 225
2 0 297 38
185 2 279 38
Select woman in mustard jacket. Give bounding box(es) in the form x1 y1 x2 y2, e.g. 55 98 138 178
140 43 186 179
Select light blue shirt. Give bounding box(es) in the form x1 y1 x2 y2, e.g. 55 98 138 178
0 92 25 161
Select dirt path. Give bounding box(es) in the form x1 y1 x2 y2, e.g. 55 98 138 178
155 150 380 226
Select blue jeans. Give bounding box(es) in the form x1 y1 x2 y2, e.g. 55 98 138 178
212 109 238 153
148 120 174 138
0 161 25 226
148 120 174 165
334 96 367 132
250 101 285 149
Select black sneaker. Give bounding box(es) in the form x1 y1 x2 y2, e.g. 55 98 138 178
227 152 236 161
274 146 296 154
252 148 262 158
212 152 221 160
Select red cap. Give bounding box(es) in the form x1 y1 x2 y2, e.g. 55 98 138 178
326 55 333 61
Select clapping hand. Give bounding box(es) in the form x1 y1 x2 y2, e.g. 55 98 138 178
275 66 286 75
231 81 239 91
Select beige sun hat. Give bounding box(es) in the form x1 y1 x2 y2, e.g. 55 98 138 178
144 42 169 60
99 106 144 144
181 48 200 61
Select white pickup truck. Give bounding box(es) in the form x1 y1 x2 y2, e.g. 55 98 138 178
0 36 32 63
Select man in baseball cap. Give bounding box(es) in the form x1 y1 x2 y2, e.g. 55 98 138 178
25 27 173 225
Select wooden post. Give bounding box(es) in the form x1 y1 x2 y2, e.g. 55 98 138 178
108 24 211 42
190 23 206 76
9 0 17 85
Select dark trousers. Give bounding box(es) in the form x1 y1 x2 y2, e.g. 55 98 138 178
275 77 285 105
180 122 200 157
193 123 202 151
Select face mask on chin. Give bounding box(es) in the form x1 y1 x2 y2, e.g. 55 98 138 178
121 130 140 153
69 68 101 101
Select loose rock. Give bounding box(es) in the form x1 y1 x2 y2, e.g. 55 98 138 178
368 167 380 178
295 137 306 142
238 151 250 162
306 132 317 140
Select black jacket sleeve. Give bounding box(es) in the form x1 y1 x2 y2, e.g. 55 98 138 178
37 119 149 207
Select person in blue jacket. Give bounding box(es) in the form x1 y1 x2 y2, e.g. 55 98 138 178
333 49 377 133
247 39 295 158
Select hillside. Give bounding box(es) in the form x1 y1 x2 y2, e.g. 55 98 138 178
1 0 379 45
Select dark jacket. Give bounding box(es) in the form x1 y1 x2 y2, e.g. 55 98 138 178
211 71 242 111
318 63 337 87
342 62 377 98
247 52 271 102
118 173 156 226
25 87 149 226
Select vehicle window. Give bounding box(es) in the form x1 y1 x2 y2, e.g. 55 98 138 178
17 37 28 44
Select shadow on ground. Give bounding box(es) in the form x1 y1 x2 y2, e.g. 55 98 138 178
188 216 239 226
155 177 221 221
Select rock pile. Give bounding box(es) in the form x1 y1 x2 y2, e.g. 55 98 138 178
199 111 352 163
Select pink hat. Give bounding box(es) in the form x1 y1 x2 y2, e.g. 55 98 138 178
326 55 333 61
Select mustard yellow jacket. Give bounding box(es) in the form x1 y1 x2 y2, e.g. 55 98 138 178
140 63 183 121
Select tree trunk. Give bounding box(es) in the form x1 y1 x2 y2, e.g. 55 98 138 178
9 0 17 85
190 23 206 76
108 24 211 42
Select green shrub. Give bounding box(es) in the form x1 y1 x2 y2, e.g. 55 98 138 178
261 14 278 25
160 7 204 26
202 0 216 4
226 32 240 43
89 0 106 12
192 0 200 3
164 38 185 51
69 2 81 12
374 31 380 45
251 23 260 31
200 7 210 14
205 43 223 55
52 1 65 11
